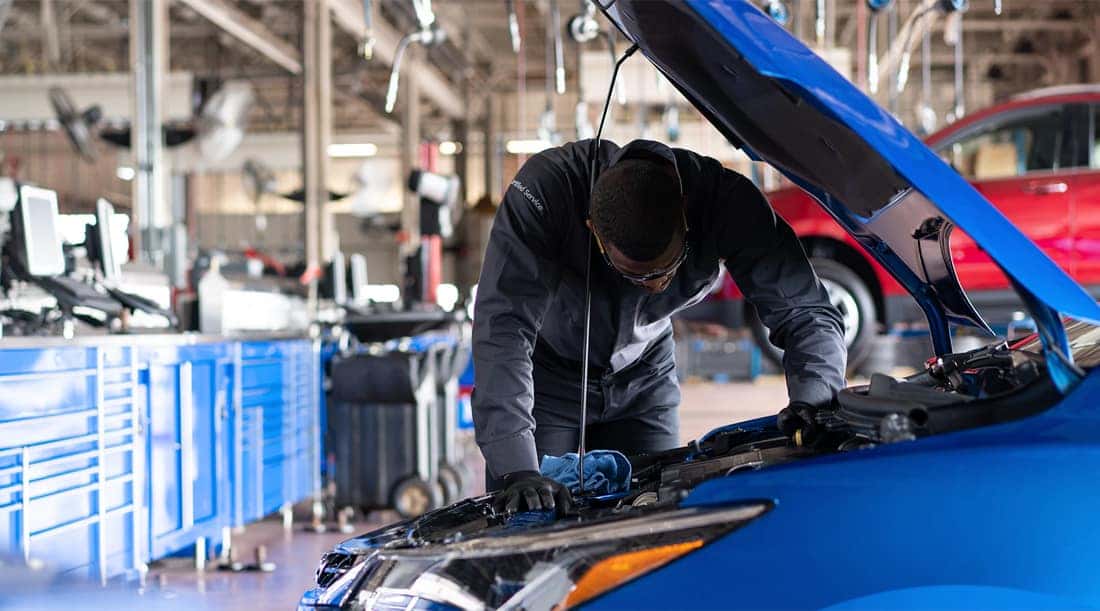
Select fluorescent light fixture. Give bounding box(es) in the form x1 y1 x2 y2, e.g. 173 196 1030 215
438 141 462 156
116 166 136 181
505 139 553 155
328 143 378 158
364 284 401 303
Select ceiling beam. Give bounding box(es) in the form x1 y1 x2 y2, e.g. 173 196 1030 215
2 23 212 42
329 0 464 118
932 19 1089 34
67 0 122 24
176 0 303 74
40 0 61 67
433 2 496 67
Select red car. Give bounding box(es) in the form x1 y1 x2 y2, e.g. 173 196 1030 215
715 85 1100 370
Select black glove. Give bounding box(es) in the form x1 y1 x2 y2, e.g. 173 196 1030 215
493 470 574 516
777 401 820 444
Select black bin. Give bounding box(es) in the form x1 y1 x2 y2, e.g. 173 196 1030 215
327 351 439 517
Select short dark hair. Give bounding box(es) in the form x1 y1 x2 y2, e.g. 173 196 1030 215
590 158 683 261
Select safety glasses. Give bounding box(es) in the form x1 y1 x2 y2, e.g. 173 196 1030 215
593 223 690 284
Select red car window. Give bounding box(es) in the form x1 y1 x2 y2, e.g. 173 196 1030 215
937 106 1070 180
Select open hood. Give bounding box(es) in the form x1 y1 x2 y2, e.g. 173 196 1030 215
601 0 1100 378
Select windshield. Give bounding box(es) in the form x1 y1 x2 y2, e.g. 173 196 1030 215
1013 320 1100 369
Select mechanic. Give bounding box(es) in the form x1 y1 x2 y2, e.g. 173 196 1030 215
473 138 846 515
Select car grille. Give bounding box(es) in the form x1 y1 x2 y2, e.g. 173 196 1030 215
316 551 358 588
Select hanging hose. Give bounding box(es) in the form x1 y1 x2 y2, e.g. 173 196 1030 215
815 0 826 47
384 28 445 114
917 20 936 134
540 5 558 144
360 0 374 59
952 11 964 119
894 1 942 95
410 0 435 29
506 0 521 54
572 2 595 139
385 33 417 114
868 14 879 94
552 0 566 95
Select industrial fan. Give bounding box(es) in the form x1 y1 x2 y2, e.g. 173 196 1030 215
49 79 254 164
241 157 348 206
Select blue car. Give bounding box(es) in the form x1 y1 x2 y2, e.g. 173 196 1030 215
301 2 1100 609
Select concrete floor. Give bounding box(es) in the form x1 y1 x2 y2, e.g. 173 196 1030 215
16 377 791 610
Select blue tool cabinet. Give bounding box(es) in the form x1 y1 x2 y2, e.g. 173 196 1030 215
232 340 321 527
139 342 232 561
0 344 142 583
0 335 321 582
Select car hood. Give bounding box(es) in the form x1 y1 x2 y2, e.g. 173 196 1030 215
602 0 1100 356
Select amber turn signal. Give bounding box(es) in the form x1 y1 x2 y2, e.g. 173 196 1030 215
563 539 704 608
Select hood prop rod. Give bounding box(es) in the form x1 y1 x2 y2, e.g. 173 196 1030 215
578 42 638 495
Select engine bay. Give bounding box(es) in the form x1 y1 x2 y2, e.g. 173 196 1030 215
326 340 1057 564
591 339 1057 512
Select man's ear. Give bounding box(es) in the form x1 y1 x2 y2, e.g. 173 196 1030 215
585 219 593 232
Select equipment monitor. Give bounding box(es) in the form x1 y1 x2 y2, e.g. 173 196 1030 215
349 253 368 304
92 198 121 282
331 251 347 306
16 185 65 277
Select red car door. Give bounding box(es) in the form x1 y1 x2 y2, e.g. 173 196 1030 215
1069 103 1100 289
934 104 1077 290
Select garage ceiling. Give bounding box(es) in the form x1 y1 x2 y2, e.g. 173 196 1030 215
0 1 1097 133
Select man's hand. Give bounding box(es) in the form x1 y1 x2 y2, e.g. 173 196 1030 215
493 471 574 516
777 401 821 445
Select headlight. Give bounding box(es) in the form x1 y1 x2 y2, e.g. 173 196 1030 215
302 502 771 610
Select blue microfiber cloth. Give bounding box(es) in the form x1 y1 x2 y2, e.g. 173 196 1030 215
539 450 632 495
